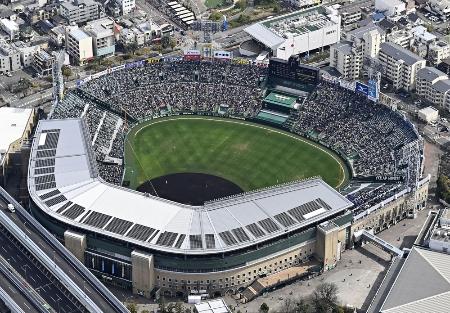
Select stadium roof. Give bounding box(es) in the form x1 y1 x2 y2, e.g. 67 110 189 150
264 92 297 108
28 119 352 255
0 107 33 164
379 247 450 313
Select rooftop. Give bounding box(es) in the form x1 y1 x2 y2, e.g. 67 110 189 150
28 118 353 255
380 42 425 66
195 299 231 313
244 5 339 49
69 28 90 41
433 79 450 93
0 107 33 164
417 66 447 82
379 247 450 313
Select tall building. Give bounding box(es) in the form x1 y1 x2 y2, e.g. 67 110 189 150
115 0 135 15
330 41 362 79
415 66 450 111
60 0 99 25
416 66 447 99
379 42 426 91
84 18 115 57
65 27 93 65
330 24 384 79
0 41 21 73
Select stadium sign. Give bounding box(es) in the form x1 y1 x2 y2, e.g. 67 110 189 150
232 58 251 65
339 79 355 91
355 82 369 96
368 79 379 102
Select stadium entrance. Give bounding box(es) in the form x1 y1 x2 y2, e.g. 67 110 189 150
136 173 243 205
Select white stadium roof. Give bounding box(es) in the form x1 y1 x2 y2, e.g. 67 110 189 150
28 119 352 255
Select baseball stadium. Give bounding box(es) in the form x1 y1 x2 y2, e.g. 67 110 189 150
27 56 429 301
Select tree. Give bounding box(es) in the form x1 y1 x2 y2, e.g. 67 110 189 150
312 282 339 313
295 298 311 313
126 303 137 313
61 65 72 78
279 298 295 313
260 302 269 313
170 37 177 51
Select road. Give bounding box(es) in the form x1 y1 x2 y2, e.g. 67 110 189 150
0 196 127 313
0 266 41 313
0 228 82 312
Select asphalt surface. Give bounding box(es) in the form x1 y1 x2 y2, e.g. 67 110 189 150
0 266 40 313
0 197 124 313
0 217 84 312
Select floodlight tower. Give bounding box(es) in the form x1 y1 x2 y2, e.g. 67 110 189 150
52 50 65 106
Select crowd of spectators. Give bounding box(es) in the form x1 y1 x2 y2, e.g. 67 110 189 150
51 61 422 208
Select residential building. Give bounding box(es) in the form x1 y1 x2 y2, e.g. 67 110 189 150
12 41 41 67
427 0 450 19
379 42 426 91
25 5 59 24
345 24 385 58
65 27 93 65
387 30 413 48
115 0 135 15
244 6 341 60
416 66 448 99
331 0 373 28
429 41 450 65
411 25 437 45
375 0 406 17
84 18 115 57
414 67 450 110
60 0 99 25
287 0 321 9
0 18 19 41
330 41 362 80
0 41 21 73
33 50 55 76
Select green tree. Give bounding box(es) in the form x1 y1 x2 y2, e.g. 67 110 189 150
260 302 269 313
170 37 177 51
61 65 72 78
126 303 137 313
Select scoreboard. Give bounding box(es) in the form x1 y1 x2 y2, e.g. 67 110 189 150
268 56 319 86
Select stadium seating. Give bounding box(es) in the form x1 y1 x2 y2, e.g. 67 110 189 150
51 60 422 214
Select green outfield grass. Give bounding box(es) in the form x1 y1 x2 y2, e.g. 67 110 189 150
124 116 348 191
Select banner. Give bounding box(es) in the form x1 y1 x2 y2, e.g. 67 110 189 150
368 79 379 101
355 82 369 96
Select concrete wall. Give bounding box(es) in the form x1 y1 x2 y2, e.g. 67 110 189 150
131 250 154 298
64 230 87 263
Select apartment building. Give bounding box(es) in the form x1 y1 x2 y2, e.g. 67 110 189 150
379 42 426 91
330 24 384 80
0 41 21 74
330 41 361 80
115 0 135 15
429 41 450 65
414 66 450 111
387 30 413 48
60 0 99 25
0 18 19 41
416 66 448 98
84 18 115 57
65 27 93 65
12 41 41 67
33 50 55 76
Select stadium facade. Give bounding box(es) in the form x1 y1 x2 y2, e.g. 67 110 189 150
27 56 430 299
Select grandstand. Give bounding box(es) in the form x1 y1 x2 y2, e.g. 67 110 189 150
26 57 430 299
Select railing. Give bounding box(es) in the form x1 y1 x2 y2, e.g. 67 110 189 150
0 186 128 313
